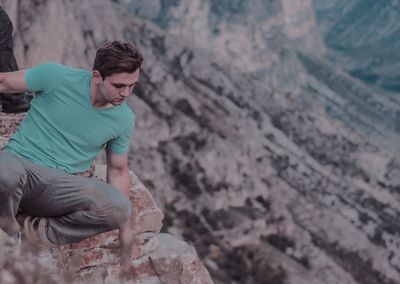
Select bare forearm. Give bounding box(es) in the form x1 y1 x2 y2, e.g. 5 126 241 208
0 70 29 93
107 168 131 197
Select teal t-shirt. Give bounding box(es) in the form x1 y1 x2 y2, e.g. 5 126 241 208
3 63 135 174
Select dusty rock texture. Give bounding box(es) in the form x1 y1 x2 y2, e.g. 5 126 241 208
0 0 400 283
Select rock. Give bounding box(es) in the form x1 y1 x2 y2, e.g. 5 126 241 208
53 168 212 283
0 112 26 137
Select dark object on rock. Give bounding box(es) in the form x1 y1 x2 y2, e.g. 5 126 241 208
0 6 31 113
1 94 32 113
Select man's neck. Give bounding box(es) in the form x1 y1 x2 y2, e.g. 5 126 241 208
89 79 112 109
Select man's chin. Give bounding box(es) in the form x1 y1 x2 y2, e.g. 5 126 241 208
111 100 124 106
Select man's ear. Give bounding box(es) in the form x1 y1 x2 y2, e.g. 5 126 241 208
92 70 103 84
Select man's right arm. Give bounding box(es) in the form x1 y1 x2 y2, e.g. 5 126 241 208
0 70 28 93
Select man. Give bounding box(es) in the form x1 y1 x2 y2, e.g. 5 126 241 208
0 40 143 263
0 6 31 112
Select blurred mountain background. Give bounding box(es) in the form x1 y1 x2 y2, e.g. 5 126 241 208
1 0 400 283
314 0 400 93
116 0 400 155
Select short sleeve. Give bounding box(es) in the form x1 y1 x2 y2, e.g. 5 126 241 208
25 63 65 93
106 118 134 155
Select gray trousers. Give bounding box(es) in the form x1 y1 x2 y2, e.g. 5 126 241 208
0 152 132 245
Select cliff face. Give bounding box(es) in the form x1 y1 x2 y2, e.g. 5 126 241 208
126 18 400 283
309 0 400 156
117 0 326 94
1 0 400 284
114 0 400 156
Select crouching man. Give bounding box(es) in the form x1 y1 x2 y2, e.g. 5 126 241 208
0 40 143 264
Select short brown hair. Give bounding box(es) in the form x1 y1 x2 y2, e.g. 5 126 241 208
93 41 143 78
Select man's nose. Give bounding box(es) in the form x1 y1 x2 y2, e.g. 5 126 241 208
120 86 131 97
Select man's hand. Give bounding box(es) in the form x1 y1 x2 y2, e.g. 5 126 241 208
118 219 135 272
105 150 135 268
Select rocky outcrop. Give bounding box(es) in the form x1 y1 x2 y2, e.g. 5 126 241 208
55 166 212 284
1 0 400 283
0 112 25 149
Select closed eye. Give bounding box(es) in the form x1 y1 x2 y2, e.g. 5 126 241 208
112 83 136 89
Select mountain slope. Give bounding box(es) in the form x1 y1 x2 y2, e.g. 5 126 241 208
116 0 326 95
122 9 400 284
115 0 400 158
314 0 400 93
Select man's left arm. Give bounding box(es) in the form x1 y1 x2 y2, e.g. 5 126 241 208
105 149 134 265
106 149 130 196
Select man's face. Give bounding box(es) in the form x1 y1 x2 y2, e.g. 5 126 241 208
98 69 140 106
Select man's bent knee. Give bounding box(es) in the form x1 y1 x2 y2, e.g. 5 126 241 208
111 195 132 227
84 180 132 229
